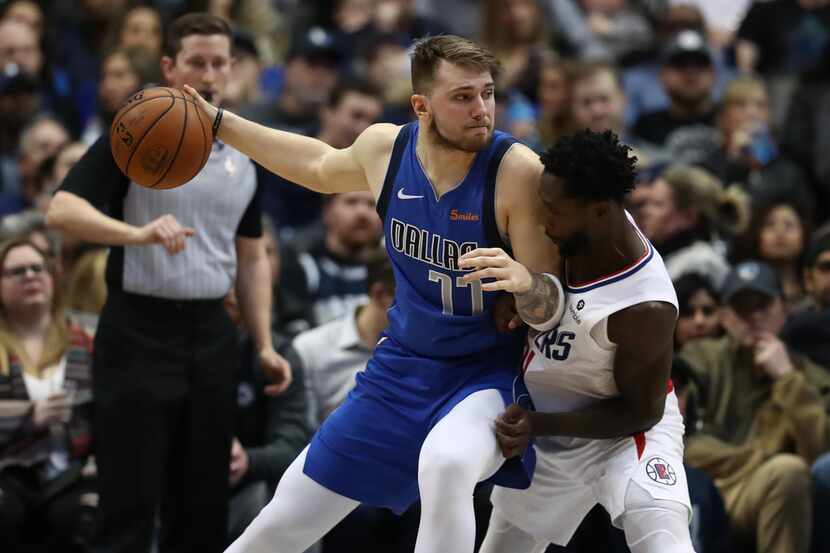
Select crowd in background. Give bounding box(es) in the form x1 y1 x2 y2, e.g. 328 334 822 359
1 1 830 552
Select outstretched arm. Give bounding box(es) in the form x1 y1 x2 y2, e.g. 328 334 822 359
495 301 677 457
183 86 396 196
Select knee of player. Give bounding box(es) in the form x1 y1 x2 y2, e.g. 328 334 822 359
417 447 471 486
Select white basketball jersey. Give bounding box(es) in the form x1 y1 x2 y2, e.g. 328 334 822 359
522 216 679 428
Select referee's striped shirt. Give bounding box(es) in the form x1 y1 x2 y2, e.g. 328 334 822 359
59 136 263 300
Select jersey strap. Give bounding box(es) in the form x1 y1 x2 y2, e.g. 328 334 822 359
376 123 414 222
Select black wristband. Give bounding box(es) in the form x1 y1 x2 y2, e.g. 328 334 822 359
212 107 224 139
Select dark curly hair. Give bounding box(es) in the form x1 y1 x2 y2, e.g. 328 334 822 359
540 130 638 203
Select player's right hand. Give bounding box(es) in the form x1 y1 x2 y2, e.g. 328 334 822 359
135 214 196 255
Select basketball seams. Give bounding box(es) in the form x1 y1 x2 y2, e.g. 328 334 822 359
152 88 189 188
110 87 214 189
122 89 177 178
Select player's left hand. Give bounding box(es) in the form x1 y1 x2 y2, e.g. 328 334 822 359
182 85 219 124
458 248 533 294
259 348 293 396
495 403 533 459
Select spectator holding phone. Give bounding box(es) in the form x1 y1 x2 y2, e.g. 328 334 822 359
700 75 814 208
0 238 96 552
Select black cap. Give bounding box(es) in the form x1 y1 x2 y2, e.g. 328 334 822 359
805 231 830 267
721 261 782 303
0 63 37 95
287 26 341 64
662 30 713 65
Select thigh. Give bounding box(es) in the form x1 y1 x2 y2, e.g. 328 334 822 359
478 508 548 553
418 388 506 485
619 481 695 553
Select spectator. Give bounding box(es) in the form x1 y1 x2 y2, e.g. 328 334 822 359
81 45 161 144
671 356 734 553
480 0 553 103
700 75 814 209
553 0 654 65
531 56 572 151
46 13 288 553
187 0 288 66
0 238 96 553
681 260 830 553
64 247 108 317
361 32 413 125
781 51 830 222
781 230 830 368
568 60 629 138
735 0 830 127
293 247 394 428
282 190 383 327
240 26 341 134
731 196 812 308
736 0 830 76
223 287 309 544
632 29 719 163
633 164 748 287
1 0 45 38
223 30 265 112
0 116 69 218
674 271 723 349
258 79 384 238
107 4 163 56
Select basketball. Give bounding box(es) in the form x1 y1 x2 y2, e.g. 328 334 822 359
110 86 213 189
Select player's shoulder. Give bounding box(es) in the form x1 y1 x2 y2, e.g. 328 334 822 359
608 300 677 347
353 123 402 154
499 140 543 177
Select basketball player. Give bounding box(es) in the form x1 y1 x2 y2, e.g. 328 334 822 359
184 35 564 553
459 130 696 553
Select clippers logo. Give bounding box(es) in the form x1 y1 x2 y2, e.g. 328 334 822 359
449 209 480 222
646 457 677 486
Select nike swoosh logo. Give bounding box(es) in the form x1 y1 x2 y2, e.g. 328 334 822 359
397 188 424 200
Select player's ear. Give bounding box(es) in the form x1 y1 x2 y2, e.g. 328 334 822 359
591 200 612 220
411 94 429 119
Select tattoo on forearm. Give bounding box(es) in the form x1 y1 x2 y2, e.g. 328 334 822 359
515 274 558 325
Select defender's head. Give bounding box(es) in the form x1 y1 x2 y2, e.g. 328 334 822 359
539 129 637 255
410 35 500 153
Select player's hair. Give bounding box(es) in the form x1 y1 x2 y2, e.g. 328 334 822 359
164 12 232 59
326 78 383 109
365 247 395 292
540 130 637 203
570 60 623 90
410 35 500 95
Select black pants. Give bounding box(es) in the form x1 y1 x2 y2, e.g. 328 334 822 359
92 291 237 553
0 466 96 553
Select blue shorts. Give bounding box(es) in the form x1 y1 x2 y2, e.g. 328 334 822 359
303 335 536 514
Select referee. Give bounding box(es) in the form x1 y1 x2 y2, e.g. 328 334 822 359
46 13 290 553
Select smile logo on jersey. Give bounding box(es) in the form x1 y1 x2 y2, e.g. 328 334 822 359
645 457 677 486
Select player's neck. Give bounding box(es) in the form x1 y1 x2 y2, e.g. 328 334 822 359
415 130 477 194
567 216 644 284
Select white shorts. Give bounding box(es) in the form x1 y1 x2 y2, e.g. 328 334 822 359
490 392 692 546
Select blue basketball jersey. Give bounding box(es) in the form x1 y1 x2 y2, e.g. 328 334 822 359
376 123 524 359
